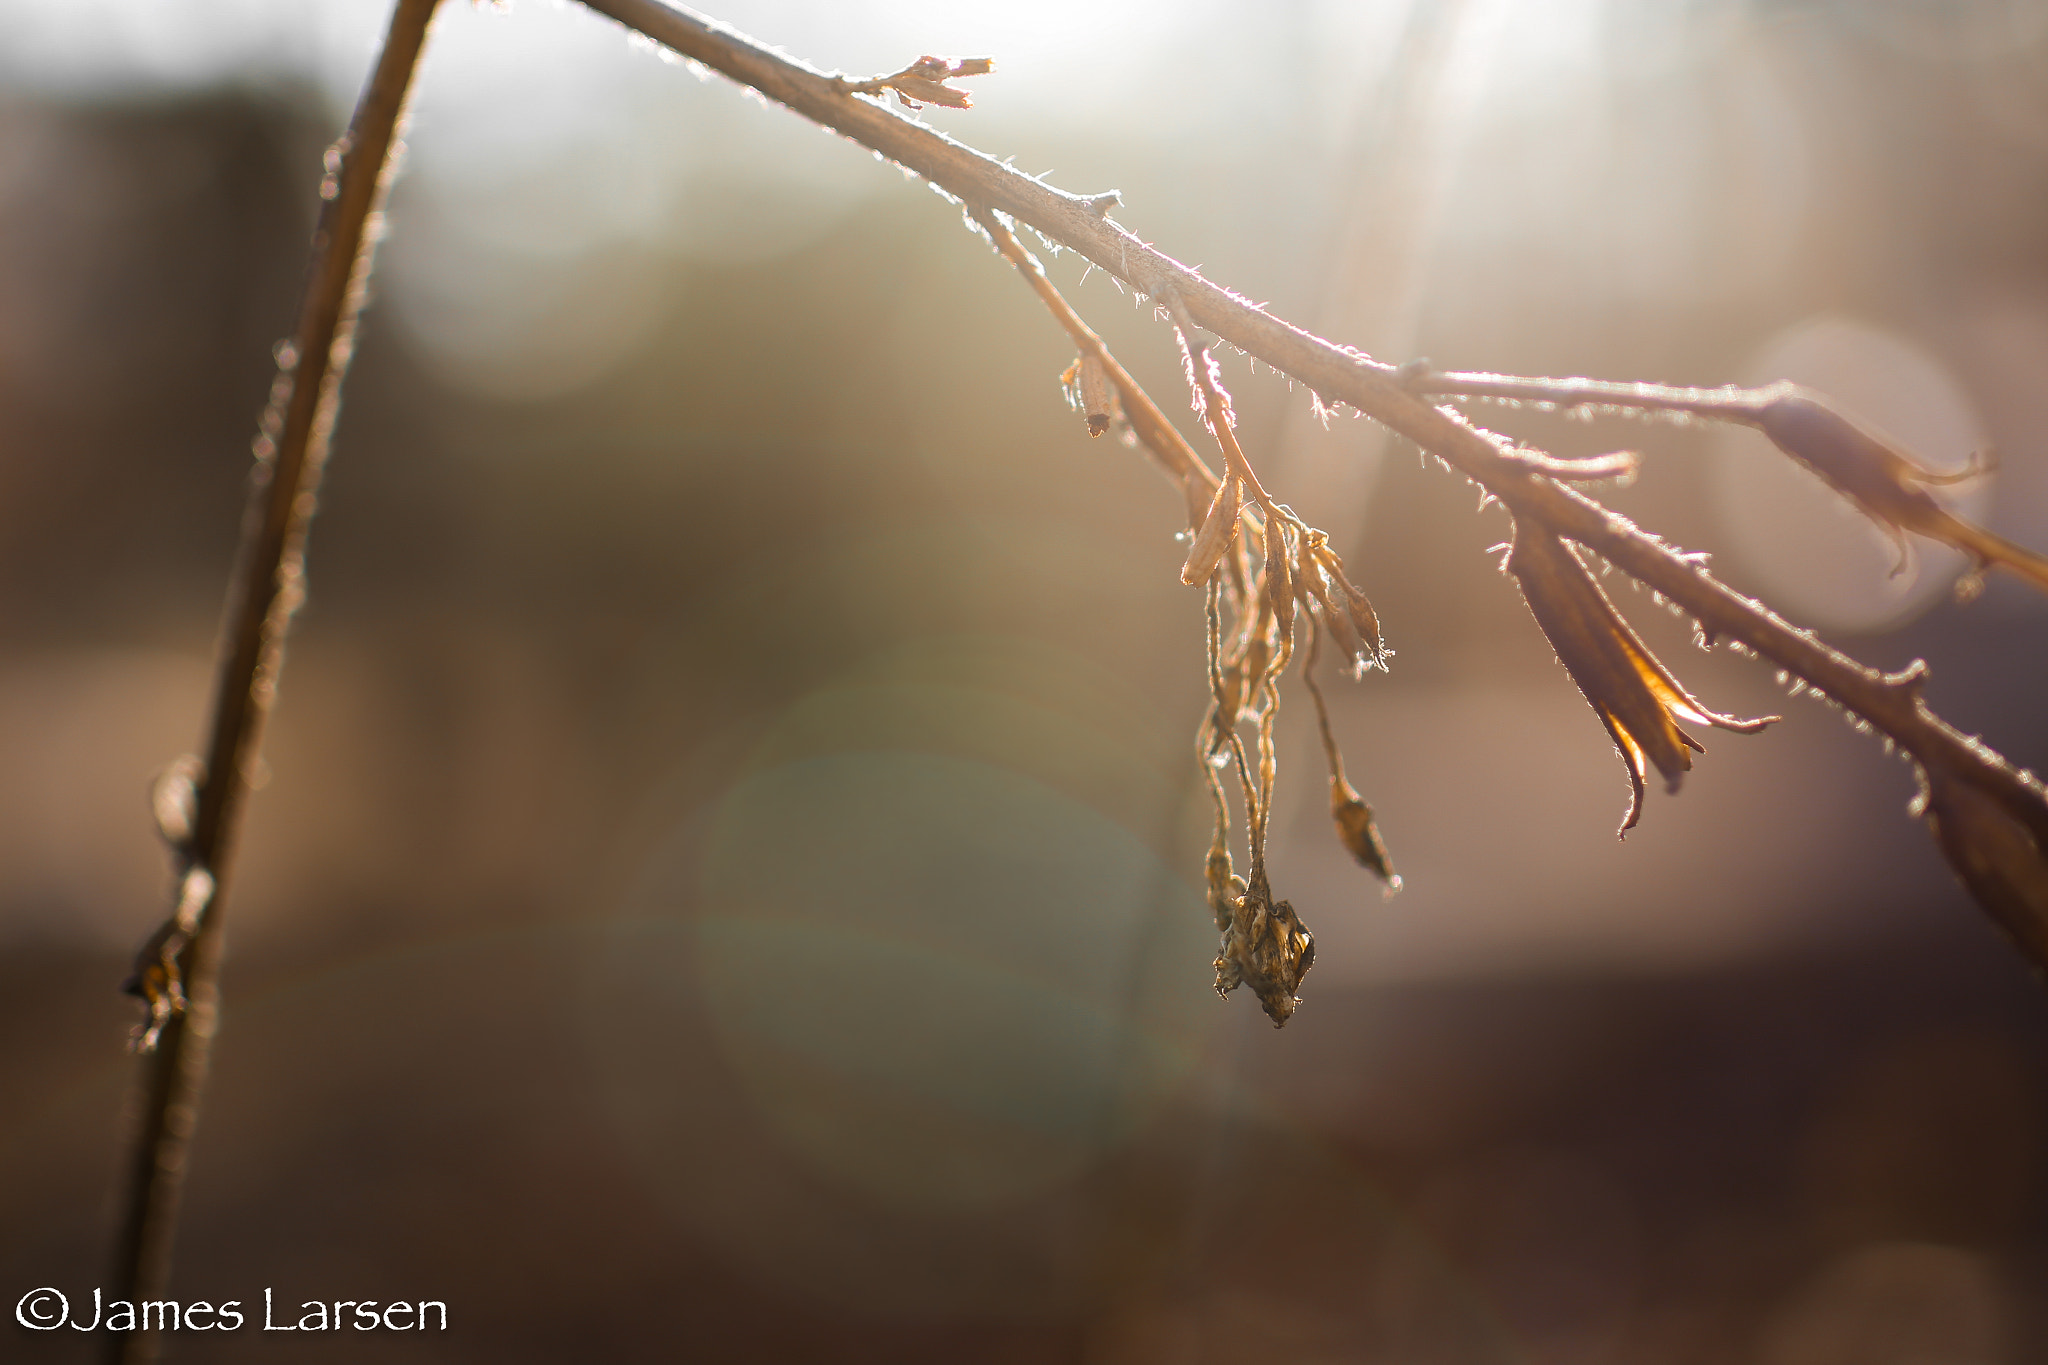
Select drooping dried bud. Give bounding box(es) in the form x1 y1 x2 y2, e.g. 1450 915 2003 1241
1921 770 2048 964
1213 878 1315 1026
1077 352 1113 436
1296 534 1379 676
1755 387 2048 593
1507 518 1776 835
1310 534 1383 660
1331 776 1400 890
1264 512 1294 644
1182 475 1243 586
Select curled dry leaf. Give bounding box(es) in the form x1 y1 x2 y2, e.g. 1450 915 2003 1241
1755 387 2048 593
1507 518 1777 835
1920 770 2048 966
1213 877 1315 1026
1182 475 1243 585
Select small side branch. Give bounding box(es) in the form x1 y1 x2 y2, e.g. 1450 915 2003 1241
1403 366 2045 596
107 2 441 1360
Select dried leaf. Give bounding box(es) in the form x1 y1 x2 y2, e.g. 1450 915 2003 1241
1507 519 1775 835
1182 475 1243 586
1921 771 2048 963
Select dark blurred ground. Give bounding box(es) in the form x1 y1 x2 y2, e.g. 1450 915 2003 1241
4 0 2048 1361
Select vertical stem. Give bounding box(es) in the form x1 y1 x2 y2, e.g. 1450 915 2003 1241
107 3 441 1360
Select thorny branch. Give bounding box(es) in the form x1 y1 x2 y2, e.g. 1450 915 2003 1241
110 1 440 1359
579 0 2048 978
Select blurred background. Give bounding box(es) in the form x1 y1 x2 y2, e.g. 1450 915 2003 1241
4 0 2048 1359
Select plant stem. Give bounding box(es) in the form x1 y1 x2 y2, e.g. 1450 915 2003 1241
575 0 2048 967
107 3 440 1359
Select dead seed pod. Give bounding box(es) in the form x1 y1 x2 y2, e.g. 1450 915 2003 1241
1212 877 1315 1026
1182 475 1243 586
1506 518 1777 835
1331 777 1400 889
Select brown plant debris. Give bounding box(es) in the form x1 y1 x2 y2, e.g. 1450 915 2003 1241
840 55 993 110
1060 352 1116 437
1213 873 1317 1026
1182 475 1244 586
1303 616 1400 892
1506 518 1777 836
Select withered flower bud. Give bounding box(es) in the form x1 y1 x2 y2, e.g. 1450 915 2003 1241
1182 475 1243 586
1331 776 1400 890
1755 387 2048 593
1213 878 1315 1026
1296 545 1373 676
1264 513 1294 643
1507 519 1776 835
1310 534 1383 660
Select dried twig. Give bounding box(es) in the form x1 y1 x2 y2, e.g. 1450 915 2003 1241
575 0 2048 976
1399 366 2046 594
108 2 441 1358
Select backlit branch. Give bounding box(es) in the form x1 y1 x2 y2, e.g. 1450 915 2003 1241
109 2 441 1359
576 0 2048 975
